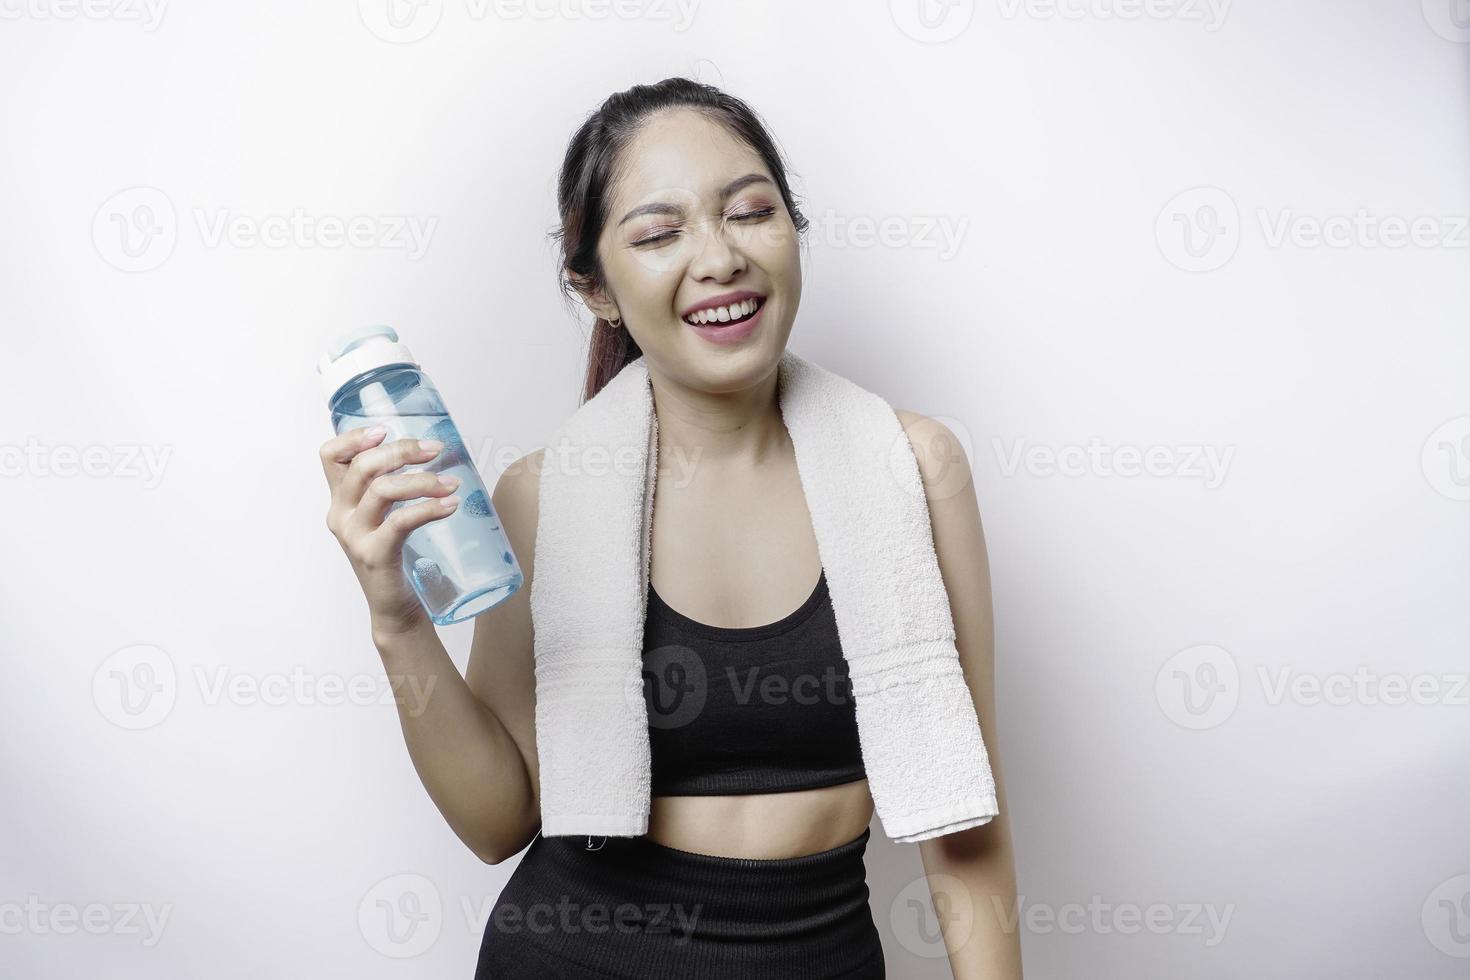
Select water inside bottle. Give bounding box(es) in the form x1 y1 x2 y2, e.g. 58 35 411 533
335 410 522 624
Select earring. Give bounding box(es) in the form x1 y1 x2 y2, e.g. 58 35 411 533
608 314 622 328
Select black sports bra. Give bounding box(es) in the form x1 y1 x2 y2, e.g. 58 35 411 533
641 568 867 796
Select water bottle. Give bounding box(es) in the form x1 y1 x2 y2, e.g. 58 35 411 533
316 325 523 625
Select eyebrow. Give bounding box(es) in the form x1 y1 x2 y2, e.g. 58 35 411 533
617 173 774 227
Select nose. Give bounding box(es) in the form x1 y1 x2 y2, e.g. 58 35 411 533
687 215 746 283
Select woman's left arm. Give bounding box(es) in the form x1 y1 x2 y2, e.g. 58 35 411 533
896 410 1024 980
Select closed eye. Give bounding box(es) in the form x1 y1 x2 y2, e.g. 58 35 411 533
632 207 777 247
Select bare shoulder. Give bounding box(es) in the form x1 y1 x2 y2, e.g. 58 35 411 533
891 406 990 637
893 408 975 505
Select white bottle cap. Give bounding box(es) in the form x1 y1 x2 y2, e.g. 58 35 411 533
316 325 419 403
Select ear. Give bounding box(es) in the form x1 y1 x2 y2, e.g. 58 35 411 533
567 273 619 322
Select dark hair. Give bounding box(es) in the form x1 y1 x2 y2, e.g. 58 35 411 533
550 77 809 404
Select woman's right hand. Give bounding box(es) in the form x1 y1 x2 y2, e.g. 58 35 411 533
320 426 461 636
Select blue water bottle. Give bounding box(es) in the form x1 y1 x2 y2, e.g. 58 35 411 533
316 325 523 625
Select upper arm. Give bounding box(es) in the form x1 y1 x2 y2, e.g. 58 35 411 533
894 408 1003 803
898 410 1021 970
465 447 544 817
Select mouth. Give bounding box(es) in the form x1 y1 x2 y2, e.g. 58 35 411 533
681 295 765 328
681 296 768 345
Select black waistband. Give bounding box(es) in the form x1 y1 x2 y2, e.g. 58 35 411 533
485 827 878 979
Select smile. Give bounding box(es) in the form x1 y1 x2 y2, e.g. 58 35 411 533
681 296 764 326
682 296 767 346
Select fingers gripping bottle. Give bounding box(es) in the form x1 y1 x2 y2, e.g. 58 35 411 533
317 325 523 625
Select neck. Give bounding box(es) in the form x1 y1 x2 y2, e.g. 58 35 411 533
648 363 787 474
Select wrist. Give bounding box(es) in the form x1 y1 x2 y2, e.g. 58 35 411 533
371 610 436 650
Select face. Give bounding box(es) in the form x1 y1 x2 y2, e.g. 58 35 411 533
584 108 803 393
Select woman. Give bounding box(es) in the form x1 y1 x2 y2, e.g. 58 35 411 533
319 77 1021 979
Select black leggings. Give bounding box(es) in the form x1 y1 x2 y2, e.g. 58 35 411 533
474 825 885 979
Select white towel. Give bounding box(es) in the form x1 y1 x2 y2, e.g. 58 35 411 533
529 348 999 844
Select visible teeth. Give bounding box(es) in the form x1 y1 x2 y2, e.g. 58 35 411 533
684 298 760 325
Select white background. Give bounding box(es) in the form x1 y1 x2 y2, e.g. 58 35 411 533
2 1 1468 977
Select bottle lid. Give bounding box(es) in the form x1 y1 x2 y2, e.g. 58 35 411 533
316 325 419 402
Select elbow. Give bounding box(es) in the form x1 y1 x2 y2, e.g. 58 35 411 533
475 832 519 864
477 837 530 865
475 819 540 866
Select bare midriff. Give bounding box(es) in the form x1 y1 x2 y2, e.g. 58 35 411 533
645 778 874 859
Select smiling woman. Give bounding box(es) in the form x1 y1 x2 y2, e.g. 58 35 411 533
440 76 1019 979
